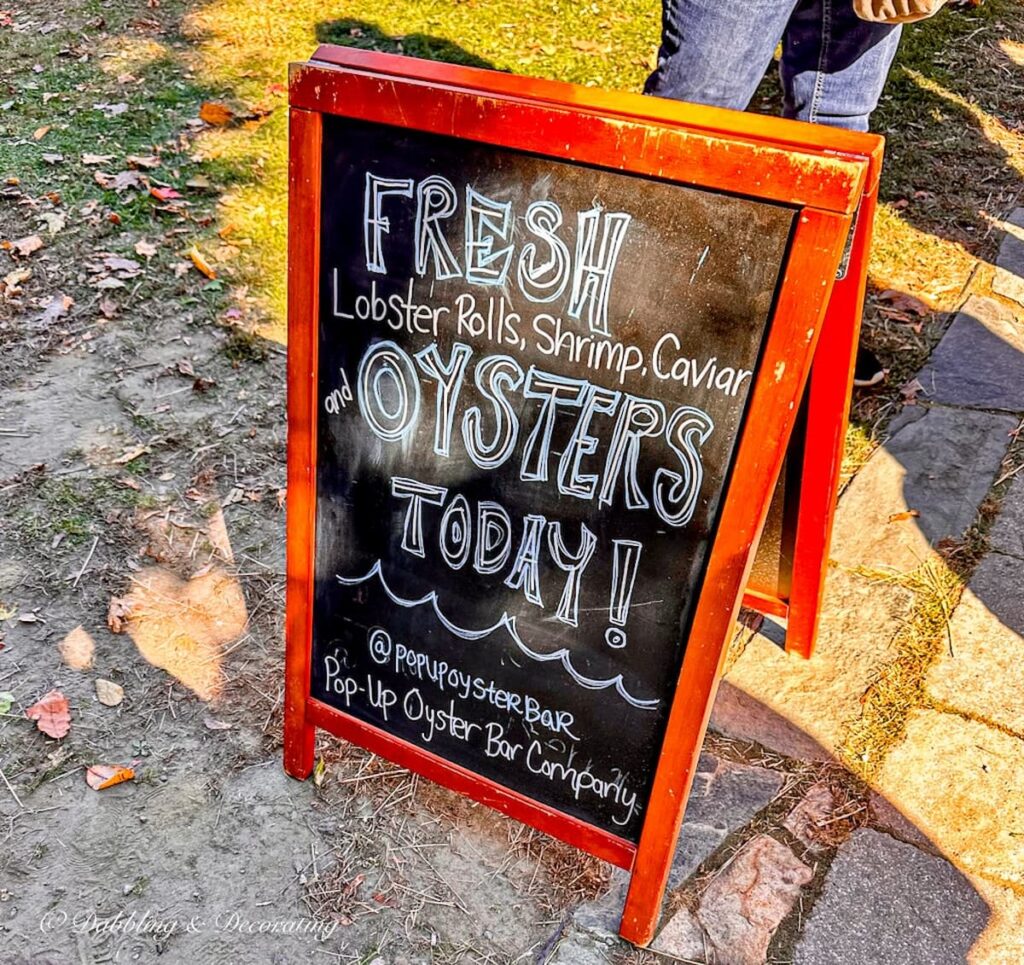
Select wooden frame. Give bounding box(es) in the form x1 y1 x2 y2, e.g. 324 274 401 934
286 46 878 946
741 145 882 657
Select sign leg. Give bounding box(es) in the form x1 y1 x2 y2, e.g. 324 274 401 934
785 170 880 659
283 105 322 779
284 698 315 778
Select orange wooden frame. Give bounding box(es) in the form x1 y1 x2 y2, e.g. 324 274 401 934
286 46 878 946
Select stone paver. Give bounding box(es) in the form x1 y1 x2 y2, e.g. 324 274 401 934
548 928 616 965
669 754 784 888
916 295 1024 411
830 405 1016 572
570 753 782 942
873 710 1024 889
793 829 988 965
927 552 1024 734
993 208 1024 307
652 835 811 965
989 469 1024 560
711 567 912 761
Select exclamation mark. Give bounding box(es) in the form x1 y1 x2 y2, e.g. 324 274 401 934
606 539 642 649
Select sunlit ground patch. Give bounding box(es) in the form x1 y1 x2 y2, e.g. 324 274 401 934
119 564 248 700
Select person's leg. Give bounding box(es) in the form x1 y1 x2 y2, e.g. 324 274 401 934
780 0 902 131
644 0 799 110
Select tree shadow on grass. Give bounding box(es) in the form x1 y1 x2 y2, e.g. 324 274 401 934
314 18 500 72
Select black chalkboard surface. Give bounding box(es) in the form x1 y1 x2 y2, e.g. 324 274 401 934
310 114 795 841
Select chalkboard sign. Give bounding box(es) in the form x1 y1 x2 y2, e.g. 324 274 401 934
286 46 877 945
310 114 794 840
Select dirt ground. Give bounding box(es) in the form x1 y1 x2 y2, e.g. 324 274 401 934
0 3 628 962
3 0 1023 962
0 152 608 963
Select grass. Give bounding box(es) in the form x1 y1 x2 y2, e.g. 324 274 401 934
840 419 1024 779
841 557 966 781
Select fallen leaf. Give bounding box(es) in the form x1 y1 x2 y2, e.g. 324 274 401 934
888 510 920 523
95 679 124 707
185 174 211 190
901 377 925 402
33 125 51 140
222 486 244 507
95 169 143 192
102 254 142 275
0 692 13 715
107 596 132 633
41 152 64 165
59 624 94 670
82 152 114 165
36 292 73 325
313 757 327 787
94 276 125 290
85 764 134 790
203 716 232 731
18 612 39 623
39 211 65 236
98 295 118 318
187 245 216 279
12 234 43 257
134 239 158 258
25 689 70 738
126 153 160 169
569 37 611 53
176 358 196 377
2 267 32 294
113 444 150 465
149 186 181 202
199 101 234 126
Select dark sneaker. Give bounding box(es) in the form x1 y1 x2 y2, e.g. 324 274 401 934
853 346 886 388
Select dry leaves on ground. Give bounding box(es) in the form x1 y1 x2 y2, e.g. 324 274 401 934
2 267 31 296
199 100 234 126
94 169 144 192
36 293 73 326
85 764 135 790
107 596 132 633
11 234 44 257
25 689 71 738
187 245 216 280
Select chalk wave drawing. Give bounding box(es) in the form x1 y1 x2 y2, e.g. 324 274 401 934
336 561 659 711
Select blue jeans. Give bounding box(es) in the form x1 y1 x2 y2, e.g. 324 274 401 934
645 0 902 132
